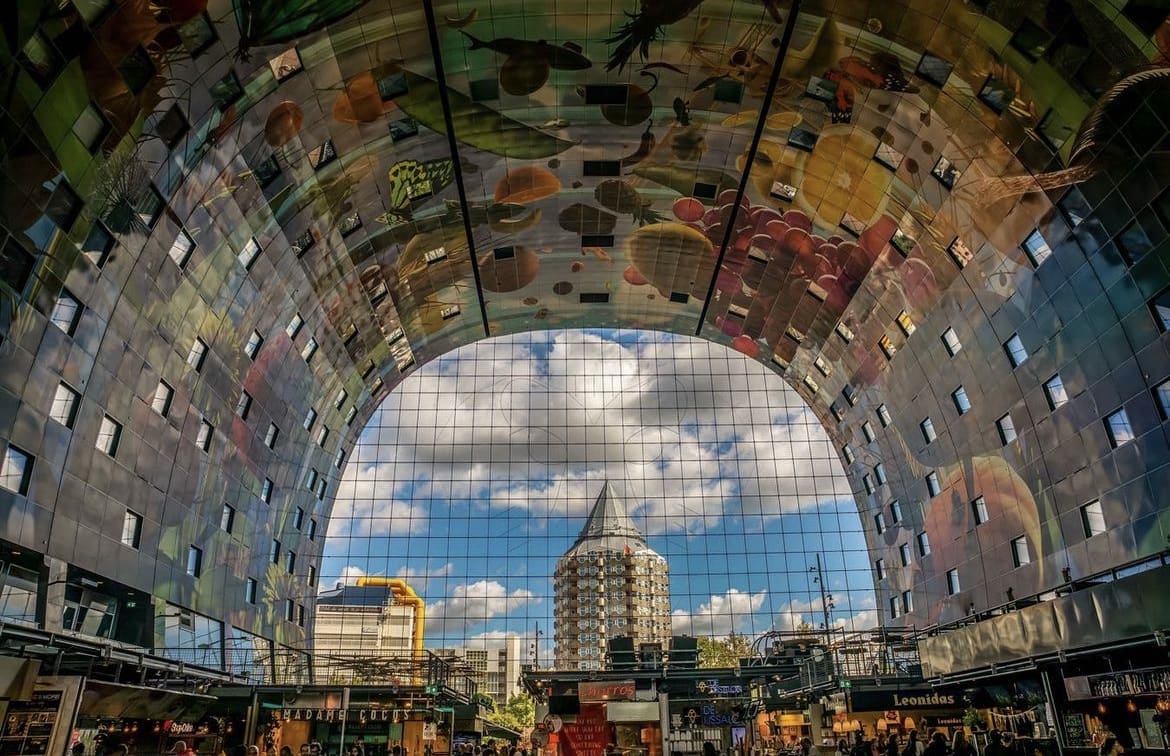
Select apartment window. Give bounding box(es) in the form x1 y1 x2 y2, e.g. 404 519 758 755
890 500 903 523
1044 374 1069 409
221 504 235 533
264 423 279 449
334 389 348 409
245 330 264 360
814 356 831 376
245 578 257 605
344 406 357 426
261 477 273 503
306 468 319 491
920 417 937 443
1011 536 1031 567
1105 408 1135 447
236 391 253 419
841 445 855 464
877 404 892 427
941 327 962 356
1081 500 1106 537
926 471 941 497
837 322 855 343
284 599 295 622
188 338 208 371
889 596 901 619
50 383 81 428
152 381 174 417
862 421 876 443
916 531 931 556
122 510 142 549
314 477 327 500
863 474 875 495
901 590 913 613
899 543 912 566
293 507 304 531
316 426 329 448
96 415 122 456
50 290 83 335
285 551 296 574
335 447 346 469
952 386 971 415
308 564 317 587
831 404 846 422
270 539 281 564
186 546 203 577
1 445 33 495
1155 380 1170 419
1022 229 1052 267
301 337 318 363
169 229 195 268
879 335 897 360
195 418 214 452
874 463 887 486
896 310 916 336
286 313 304 339
238 237 261 270
875 559 887 580
843 385 858 406
1004 334 1028 367
972 496 989 525
874 512 886 535
297 604 305 627
997 413 1017 444
946 569 961 595
303 407 318 431
308 519 318 541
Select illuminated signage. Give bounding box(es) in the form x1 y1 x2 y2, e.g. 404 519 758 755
695 680 745 696
281 709 411 723
578 681 635 702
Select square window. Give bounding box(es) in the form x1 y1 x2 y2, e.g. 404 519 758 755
294 507 305 531
890 500 902 523
264 423 279 449
50 383 81 428
1023 230 1052 267
309 519 318 541
1044 374 1069 409
863 473 875 495
261 478 273 503
122 510 142 549
245 578 257 605
946 569 961 595
1011 536 1031 567
879 335 897 360
917 531 931 556
188 338 208 371
941 327 962 356
304 407 318 431
284 599 295 622
1 445 33 495
155 104 189 148
286 313 304 338
270 539 281 564
787 127 819 152
836 322 855 343
875 559 886 581
186 545 202 577
877 405 892 427
316 426 329 448
345 406 357 426
221 504 235 533
803 375 820 393
831 403 846 422
1154 380 1170 419
73 103 109 152
96 415 122 456
169 229 195 269
814 356 831 377
245 330 264 359
1004 334 1028 367
306 468 319 491
948 237 973 269
335 447 346 469
335 389 348 409
899 543 912 566
253 155 281 188
889 596 901 619
196 419 213 452
269 47 303 81
874 463 887 486
926 471 941 497
1105 408 1134 447
1151 288 1170 331
1081 500 1106 537
50 290 83 335
862 421 876 443
997 413 1017 445
291 229 315 258
920 417 937 444
302 337 318 362
153 381 174 417
977 74 1015 114
285 551 296 574
896 311 916 337
874 512 886 535
239 237 261 270
915 51 953 87
901 591 913 613
952 386 971 414
841 445 854 465
931 156 962 189
236 391 252 420
314 478 326 500
972 496 989 525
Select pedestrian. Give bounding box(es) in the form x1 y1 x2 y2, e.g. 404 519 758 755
923 733 949 756
885 734 899 756
901 732 923 756
73 744 87 756
983 732 1008 756
951 732 974 756
281 746 295 756
1098 737 1123 756
704 744 719 756
799 739 813 756
851 732 871 756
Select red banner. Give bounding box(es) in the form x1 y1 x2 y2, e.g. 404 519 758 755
559 704 609 756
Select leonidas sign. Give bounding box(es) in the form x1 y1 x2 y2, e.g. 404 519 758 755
578 681 636 702
849 689 959 712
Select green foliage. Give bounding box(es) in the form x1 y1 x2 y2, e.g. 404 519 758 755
488 693 535 733
697 632 753 668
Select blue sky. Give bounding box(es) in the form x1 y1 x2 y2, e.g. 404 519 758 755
323 329 876 657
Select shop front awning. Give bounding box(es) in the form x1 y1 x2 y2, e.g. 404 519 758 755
79 680 218 719
482 720 521 740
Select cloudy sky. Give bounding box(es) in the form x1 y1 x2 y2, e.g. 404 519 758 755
322 329 875 657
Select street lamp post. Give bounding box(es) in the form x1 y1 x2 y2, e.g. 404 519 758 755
809 554 835 639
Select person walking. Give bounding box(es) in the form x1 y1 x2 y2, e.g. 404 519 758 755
951 732 975 756
923 733 949 756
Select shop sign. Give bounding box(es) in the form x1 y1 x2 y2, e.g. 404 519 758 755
559 704 608 756
281 708 409 723
422 723 437 741
923 717 963 727
167 723 197 736
578 681 635 702
695 680 745 697
675 705 736 728
848 690 958 712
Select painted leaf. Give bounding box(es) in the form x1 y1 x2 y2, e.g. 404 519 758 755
234 0 369 49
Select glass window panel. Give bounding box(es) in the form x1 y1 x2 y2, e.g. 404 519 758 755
1105 408 1134 447
952 386 971 414
1004 334 1028 367
245 330 264 359
1081 500 1106 537
122 510 142 548
972 496 989 525
1045 375 1069 409
1011 536 1031 567
920 417 937 443
50 290 82 335
50 383 80 428
96 415 122 456
941 327 961 356
997 413 1017 444
153 381 174 417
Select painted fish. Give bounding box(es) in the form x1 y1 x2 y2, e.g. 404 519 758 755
385 158 457 214
461 32 593 70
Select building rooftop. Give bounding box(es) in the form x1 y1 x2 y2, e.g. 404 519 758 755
562 481 655 558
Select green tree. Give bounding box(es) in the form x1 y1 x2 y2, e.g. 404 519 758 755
489 693 536 732
697 632 753 668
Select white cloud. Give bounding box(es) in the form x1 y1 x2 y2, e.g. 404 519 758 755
672 589 768 638
427 581 540 637
334 565 367 587
395 562 456 592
